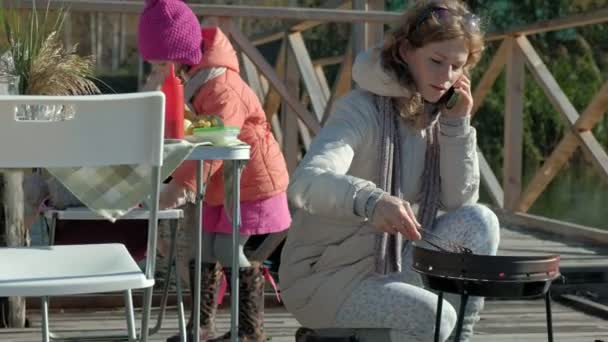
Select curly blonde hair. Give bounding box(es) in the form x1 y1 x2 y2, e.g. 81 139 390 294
381 0 485 128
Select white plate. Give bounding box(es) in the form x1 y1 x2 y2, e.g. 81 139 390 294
184 134 242 146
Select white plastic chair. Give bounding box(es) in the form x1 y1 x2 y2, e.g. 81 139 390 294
42 200 185 341
41 205 185 341
0 92 166 342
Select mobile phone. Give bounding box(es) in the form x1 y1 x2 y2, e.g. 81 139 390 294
439 87 459 110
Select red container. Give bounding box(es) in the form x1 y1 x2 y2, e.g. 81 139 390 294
161 64 184 139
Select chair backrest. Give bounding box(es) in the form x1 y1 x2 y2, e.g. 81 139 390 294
0 92 165 168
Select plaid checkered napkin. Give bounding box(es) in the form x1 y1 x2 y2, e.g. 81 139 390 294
46 139 210 222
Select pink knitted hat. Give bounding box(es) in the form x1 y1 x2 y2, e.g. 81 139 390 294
138 0 202 66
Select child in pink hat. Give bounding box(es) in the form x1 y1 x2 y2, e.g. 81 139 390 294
138 1 291 341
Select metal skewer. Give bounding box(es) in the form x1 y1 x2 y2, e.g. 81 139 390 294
416 227 473 254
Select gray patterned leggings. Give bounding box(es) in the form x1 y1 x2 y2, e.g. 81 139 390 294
201 231 251 267
335 204 500 342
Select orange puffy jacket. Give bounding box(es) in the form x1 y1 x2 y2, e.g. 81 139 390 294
172 27 289 206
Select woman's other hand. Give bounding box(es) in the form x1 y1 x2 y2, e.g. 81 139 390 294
370 195 422 240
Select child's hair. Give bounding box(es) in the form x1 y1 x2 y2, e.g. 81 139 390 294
176 63 193 77
381 0 485 127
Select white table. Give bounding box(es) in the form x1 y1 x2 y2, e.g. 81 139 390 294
184 145 250 342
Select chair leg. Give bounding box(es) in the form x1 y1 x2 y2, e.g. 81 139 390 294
42 296 50 342
434 292 443 342
140 287 154 342
452 294 469 342
49 215 57 245
124 290 137 341
545 291 554 342
169 218 187 342
45 291 136 342
150 219 180 335
175 260 187 342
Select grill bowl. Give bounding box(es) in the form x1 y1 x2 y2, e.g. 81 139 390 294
412 245 561 298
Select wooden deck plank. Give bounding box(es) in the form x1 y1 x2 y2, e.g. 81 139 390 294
4 299 608 342
2 225 607 341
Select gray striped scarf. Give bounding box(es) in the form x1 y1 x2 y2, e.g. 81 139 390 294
374 95 441 274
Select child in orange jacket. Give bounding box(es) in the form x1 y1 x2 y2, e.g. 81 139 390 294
138 1 291 340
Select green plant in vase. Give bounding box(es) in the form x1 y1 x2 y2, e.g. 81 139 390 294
0 0 100 96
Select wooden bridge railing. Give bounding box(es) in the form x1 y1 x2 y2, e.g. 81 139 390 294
9 1 608 241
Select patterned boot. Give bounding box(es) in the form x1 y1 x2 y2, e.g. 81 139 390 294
166 261 222 342
209 262 267 341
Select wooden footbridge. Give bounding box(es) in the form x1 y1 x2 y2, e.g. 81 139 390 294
2 1 608 340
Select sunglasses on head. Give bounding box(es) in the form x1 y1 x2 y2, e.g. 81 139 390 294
412 6 481 36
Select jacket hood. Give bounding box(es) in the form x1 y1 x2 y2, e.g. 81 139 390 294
190 27 239 73
352 46 413 98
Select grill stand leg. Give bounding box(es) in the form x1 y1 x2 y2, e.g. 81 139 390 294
434 292 443 342
453 293 469 342
545 291 553 342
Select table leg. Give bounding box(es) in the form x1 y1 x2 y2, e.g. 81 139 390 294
230 160 243 342
193 160 204 342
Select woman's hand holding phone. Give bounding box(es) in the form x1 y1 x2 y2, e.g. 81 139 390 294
442 75 473 118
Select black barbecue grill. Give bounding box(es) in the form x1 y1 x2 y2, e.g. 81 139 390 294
412 245 561 342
